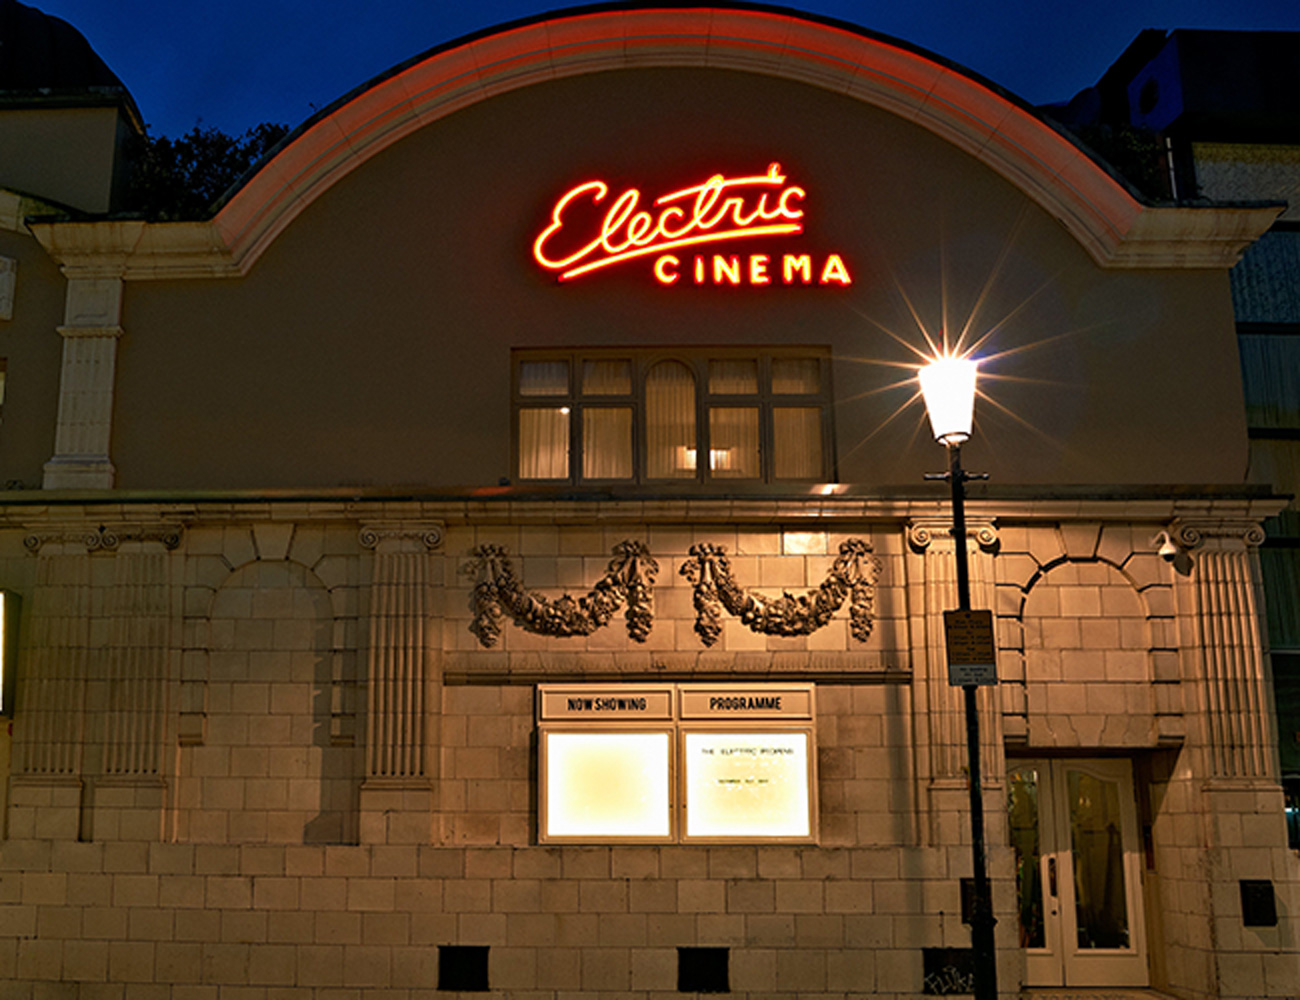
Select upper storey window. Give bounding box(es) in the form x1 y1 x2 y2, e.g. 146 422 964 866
513 348 832 484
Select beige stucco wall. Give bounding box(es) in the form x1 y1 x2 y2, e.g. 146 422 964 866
0 228 64 491
110 68 1249 492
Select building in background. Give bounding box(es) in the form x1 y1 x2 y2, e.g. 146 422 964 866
0 0 143 216
0 5 1296 999
1051 28 1300 845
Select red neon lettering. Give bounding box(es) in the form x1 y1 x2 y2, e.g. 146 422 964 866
714 255 741 285
783 255 812 284
654 255 680 284
819 254 852 286
665 253 852 286
534 163 805 281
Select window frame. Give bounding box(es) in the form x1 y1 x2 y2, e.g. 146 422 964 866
511 346 834 485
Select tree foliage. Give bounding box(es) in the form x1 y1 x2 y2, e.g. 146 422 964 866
1069 124 1171 202
124 122 290 220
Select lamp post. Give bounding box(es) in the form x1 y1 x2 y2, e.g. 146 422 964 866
918 355 998 1000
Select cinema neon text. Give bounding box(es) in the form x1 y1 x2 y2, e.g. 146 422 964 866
533 162 852 286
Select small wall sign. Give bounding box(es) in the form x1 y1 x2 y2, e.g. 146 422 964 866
943 609 998 686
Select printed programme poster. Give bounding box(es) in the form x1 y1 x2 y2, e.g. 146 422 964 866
683 731 811 838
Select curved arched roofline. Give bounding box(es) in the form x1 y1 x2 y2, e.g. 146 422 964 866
27 4 1284 276
216 3 1151 268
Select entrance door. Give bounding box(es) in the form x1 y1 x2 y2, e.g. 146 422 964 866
1006 759 1148 987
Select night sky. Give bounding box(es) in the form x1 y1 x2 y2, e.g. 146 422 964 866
28 0 1300 137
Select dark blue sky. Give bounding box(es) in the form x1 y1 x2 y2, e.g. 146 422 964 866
32 0 1300 137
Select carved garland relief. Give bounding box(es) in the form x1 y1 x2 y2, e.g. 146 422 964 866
465 541 659 647
463 538 880 648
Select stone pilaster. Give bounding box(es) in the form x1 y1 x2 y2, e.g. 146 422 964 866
42 272 124 489
906 518 1002 846
1175 518 1300 999
12 526 180 840
11 547 91 838
92 546 173 841
358 523 443 844
1176 520 1273 781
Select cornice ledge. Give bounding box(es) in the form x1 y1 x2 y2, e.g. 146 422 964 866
442 649 909 684
1104 203 1284 269
27 220 239 279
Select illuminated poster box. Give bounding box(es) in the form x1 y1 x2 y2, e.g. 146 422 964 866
540 730 673 842
537 683 816 844
682 730 815 841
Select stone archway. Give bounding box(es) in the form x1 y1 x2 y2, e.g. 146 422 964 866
1022 559 1155 747
179 560 359 843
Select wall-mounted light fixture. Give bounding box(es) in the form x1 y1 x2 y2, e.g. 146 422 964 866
1153 530 1179 562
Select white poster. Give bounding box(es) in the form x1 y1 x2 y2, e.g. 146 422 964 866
683 731 812 839
543 731 671 839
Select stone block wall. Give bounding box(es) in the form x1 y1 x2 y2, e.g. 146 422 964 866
0 840 1018 997
0 501 1295 997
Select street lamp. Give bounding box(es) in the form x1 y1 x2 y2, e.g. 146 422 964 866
918 354 998 1000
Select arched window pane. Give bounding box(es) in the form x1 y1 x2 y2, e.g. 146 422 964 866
646 361 696 479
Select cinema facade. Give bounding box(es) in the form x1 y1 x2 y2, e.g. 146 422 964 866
0 5 1295 998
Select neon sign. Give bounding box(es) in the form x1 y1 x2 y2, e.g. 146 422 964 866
533 163 851 286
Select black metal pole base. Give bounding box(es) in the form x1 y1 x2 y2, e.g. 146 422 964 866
948 442 998 1000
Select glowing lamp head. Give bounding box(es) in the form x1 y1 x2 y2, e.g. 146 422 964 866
918 355 978 446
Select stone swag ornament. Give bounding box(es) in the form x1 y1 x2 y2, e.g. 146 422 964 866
465 541 659 647
464 538 880 648
679 538 881 647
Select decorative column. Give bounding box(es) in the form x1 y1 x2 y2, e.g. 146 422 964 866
12 523 180 840
358 522 443 844
96 538 177 841
43 271 125 489
10 544 92 839
906 518 1002 842
1175 520 1274 780
1172 517 1300 999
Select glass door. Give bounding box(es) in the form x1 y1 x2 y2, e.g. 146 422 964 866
1007 759 1147 987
